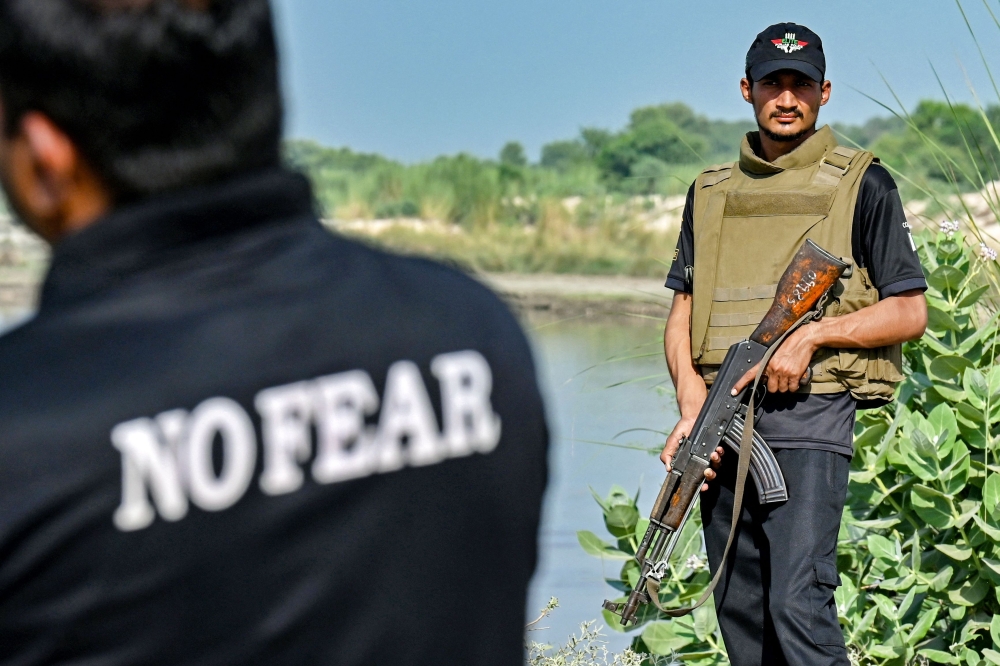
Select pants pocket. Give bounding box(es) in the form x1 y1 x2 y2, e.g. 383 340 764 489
811 559 845 647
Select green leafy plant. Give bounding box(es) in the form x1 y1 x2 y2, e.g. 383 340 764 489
580 228 999 665
837 228 999 665
577 486 728 665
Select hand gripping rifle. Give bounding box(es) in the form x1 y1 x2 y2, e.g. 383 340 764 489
603 239 851 626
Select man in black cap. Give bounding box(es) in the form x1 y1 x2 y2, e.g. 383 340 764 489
660 22 928 665
0 1 548 664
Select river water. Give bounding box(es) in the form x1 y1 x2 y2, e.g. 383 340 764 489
525 315 677 654
0 306 676 654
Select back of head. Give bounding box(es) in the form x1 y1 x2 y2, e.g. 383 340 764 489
0 0 283 202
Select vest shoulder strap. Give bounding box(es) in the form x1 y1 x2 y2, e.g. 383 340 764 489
816 146 873 186
698 162 735 189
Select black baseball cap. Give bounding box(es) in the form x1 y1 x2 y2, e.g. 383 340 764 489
745 23 825 83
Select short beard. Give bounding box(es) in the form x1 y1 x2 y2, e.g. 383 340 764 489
759 122 814 143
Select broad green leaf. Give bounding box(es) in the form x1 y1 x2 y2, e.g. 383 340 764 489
962 617 994 644
953 498 979 528
835 576 856 615
577 531 632 560
868 534 901 562
880 573 916 590
641 621 693 655
942 447 972 496
929 565 954 592
948 575 989 606
854 421 889 451
896 586 918 619
854 605 878 635
896 436 939 481
870 644 904 659
986 559 1000 586
605 503 640 538
934 383 968 403
935 543 973 561
991 614 1000 647
964 368 989 409
957 284 991 308
983 648 1000 666
928 305 962 332
930 355 974 381
990 365 1000 398
986 475 1000 515
964 648 982 666
849 469 877 484
923 331 957 355
957 402 986 427
928 402 959 454
692 604 717 642
918 648 961 664
927 265 965 293
973 514 1000 542
908 607 939 644
872 593 898 621
910 484 954 529
910 427 939 459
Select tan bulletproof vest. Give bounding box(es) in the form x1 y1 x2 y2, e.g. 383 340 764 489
689 126 903 405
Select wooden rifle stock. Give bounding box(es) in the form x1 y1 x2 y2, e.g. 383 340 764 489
750 239 850 346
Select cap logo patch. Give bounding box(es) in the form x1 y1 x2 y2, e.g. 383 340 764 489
772 32 808 53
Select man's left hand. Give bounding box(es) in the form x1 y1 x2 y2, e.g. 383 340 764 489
731 325 816 395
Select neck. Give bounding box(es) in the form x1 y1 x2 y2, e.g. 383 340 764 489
757 126 817 163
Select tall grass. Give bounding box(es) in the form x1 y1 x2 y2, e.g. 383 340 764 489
330 195 680 276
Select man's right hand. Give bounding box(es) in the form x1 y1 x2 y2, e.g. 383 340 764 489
660 415 696 471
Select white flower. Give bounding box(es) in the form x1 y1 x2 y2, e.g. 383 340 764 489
939 220 961 238
684 554 707 571
980 243 998 262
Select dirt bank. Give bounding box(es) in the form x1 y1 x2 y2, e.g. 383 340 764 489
477 273 671 323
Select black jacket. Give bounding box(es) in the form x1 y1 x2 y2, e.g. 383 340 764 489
0 169 549 665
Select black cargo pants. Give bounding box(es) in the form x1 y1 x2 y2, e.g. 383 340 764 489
700 448 850 666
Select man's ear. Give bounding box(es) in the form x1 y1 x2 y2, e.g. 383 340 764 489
3 112 110 242
20 113 77 208
820 80 832 107
741 78 753 104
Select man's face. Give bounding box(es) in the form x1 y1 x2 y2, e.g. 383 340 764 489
741 70 831 143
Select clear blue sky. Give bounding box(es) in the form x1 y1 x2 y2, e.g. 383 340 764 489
271 0 1000 163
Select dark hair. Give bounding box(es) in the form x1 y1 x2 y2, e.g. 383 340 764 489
0 0 283 201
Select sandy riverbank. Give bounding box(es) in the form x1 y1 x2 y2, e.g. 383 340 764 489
478 273 671 321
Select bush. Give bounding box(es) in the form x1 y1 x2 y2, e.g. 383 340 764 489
838 229 999 664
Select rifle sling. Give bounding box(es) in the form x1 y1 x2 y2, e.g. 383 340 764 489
645 310 815 617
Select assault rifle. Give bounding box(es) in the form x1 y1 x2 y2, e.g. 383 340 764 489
603 239 851 626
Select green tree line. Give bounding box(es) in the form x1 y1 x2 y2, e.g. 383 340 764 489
285 99 1000 228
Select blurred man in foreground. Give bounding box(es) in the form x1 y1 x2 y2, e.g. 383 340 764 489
0 1 548 663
